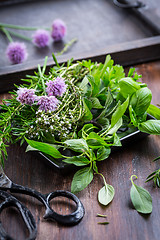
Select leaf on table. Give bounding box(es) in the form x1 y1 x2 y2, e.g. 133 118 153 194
98 183 115 206
130 175 152 214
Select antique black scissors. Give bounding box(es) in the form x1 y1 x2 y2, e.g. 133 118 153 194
0 166 85 240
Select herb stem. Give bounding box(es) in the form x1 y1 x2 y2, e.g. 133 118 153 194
1 27 13 42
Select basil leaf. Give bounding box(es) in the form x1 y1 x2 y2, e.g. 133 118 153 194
97 147 111 161
119 77 140 98
64 139 89 152
130 87 152 116
71 167 93 193
147 104 160 120
98 183 115 206
138 120 160 135
63 156 90 166
86 132 109 148
111 97 129 127
130 175 152 214
25 138 63 159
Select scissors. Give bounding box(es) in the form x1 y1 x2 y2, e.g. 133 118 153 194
0 166 85 240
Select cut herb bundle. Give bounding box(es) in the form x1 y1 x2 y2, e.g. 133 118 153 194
0 54 160 205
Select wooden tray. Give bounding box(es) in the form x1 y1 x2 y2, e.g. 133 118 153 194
0 0 160 93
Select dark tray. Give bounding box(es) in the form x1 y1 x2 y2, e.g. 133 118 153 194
37 125 150 174
0 0 160 93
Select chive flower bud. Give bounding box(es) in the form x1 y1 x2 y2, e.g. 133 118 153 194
32 29 50 48
37 95 59 112
51 19 66 42
6 42 28 64
46 77 67 97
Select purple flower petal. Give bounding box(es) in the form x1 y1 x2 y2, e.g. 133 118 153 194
17 88 37 105
51 19 66 42
32 29 50 48
37 95 59 112
46 77 67 97
6 42 28 64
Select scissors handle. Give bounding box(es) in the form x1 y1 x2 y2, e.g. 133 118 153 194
9 183 85 226
0 190 37 240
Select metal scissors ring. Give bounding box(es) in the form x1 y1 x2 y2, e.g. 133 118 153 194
0 190 37 240
0 167 85 239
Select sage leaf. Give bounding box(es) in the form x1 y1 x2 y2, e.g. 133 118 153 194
138 120 160 135
63 156 90 166
130 175 152 214
25 138 63 159
71 167 93 193
98 183 115 206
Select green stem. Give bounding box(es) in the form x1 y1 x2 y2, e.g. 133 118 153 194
1 27 13 42
7 30 32 41
38 64 46 95
0 22 50 31
130 175 138 185
57 38 78 56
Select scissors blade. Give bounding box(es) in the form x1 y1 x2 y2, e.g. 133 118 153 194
0 166 12 189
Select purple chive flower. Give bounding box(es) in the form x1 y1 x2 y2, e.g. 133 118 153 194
6 42 28 64
37 96 59 112
17 88 37 105
32 29 50 48
51 19 66 42
46 77 67 97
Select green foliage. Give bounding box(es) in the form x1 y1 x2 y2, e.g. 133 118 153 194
130 175 152 214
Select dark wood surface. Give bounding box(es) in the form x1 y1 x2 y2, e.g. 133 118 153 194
1 0 160 92
0 60 160 240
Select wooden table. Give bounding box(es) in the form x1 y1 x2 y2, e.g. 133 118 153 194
0 60 160 240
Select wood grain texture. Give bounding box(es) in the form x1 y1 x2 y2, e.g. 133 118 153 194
0 60 160 240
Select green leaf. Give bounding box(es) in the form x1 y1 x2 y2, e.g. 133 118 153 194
130 87 152 116
87 75 100 97
90 97 103 109
63 155 90 166
86 132 109 148
130 175 152 214
79 76 89 90
97 147 111 161
25 138 63 159
71 167 93 193
111 97 129 127
119 77 140 98
138 120 160 135
64 139 89 152
147 104 160 120
82 98 93 121
98 183 115 206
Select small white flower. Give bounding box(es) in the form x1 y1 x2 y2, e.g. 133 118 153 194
26 130 28 133
46 129 48 132
50 125 53 129
30 125 33 128
36 133 39 136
